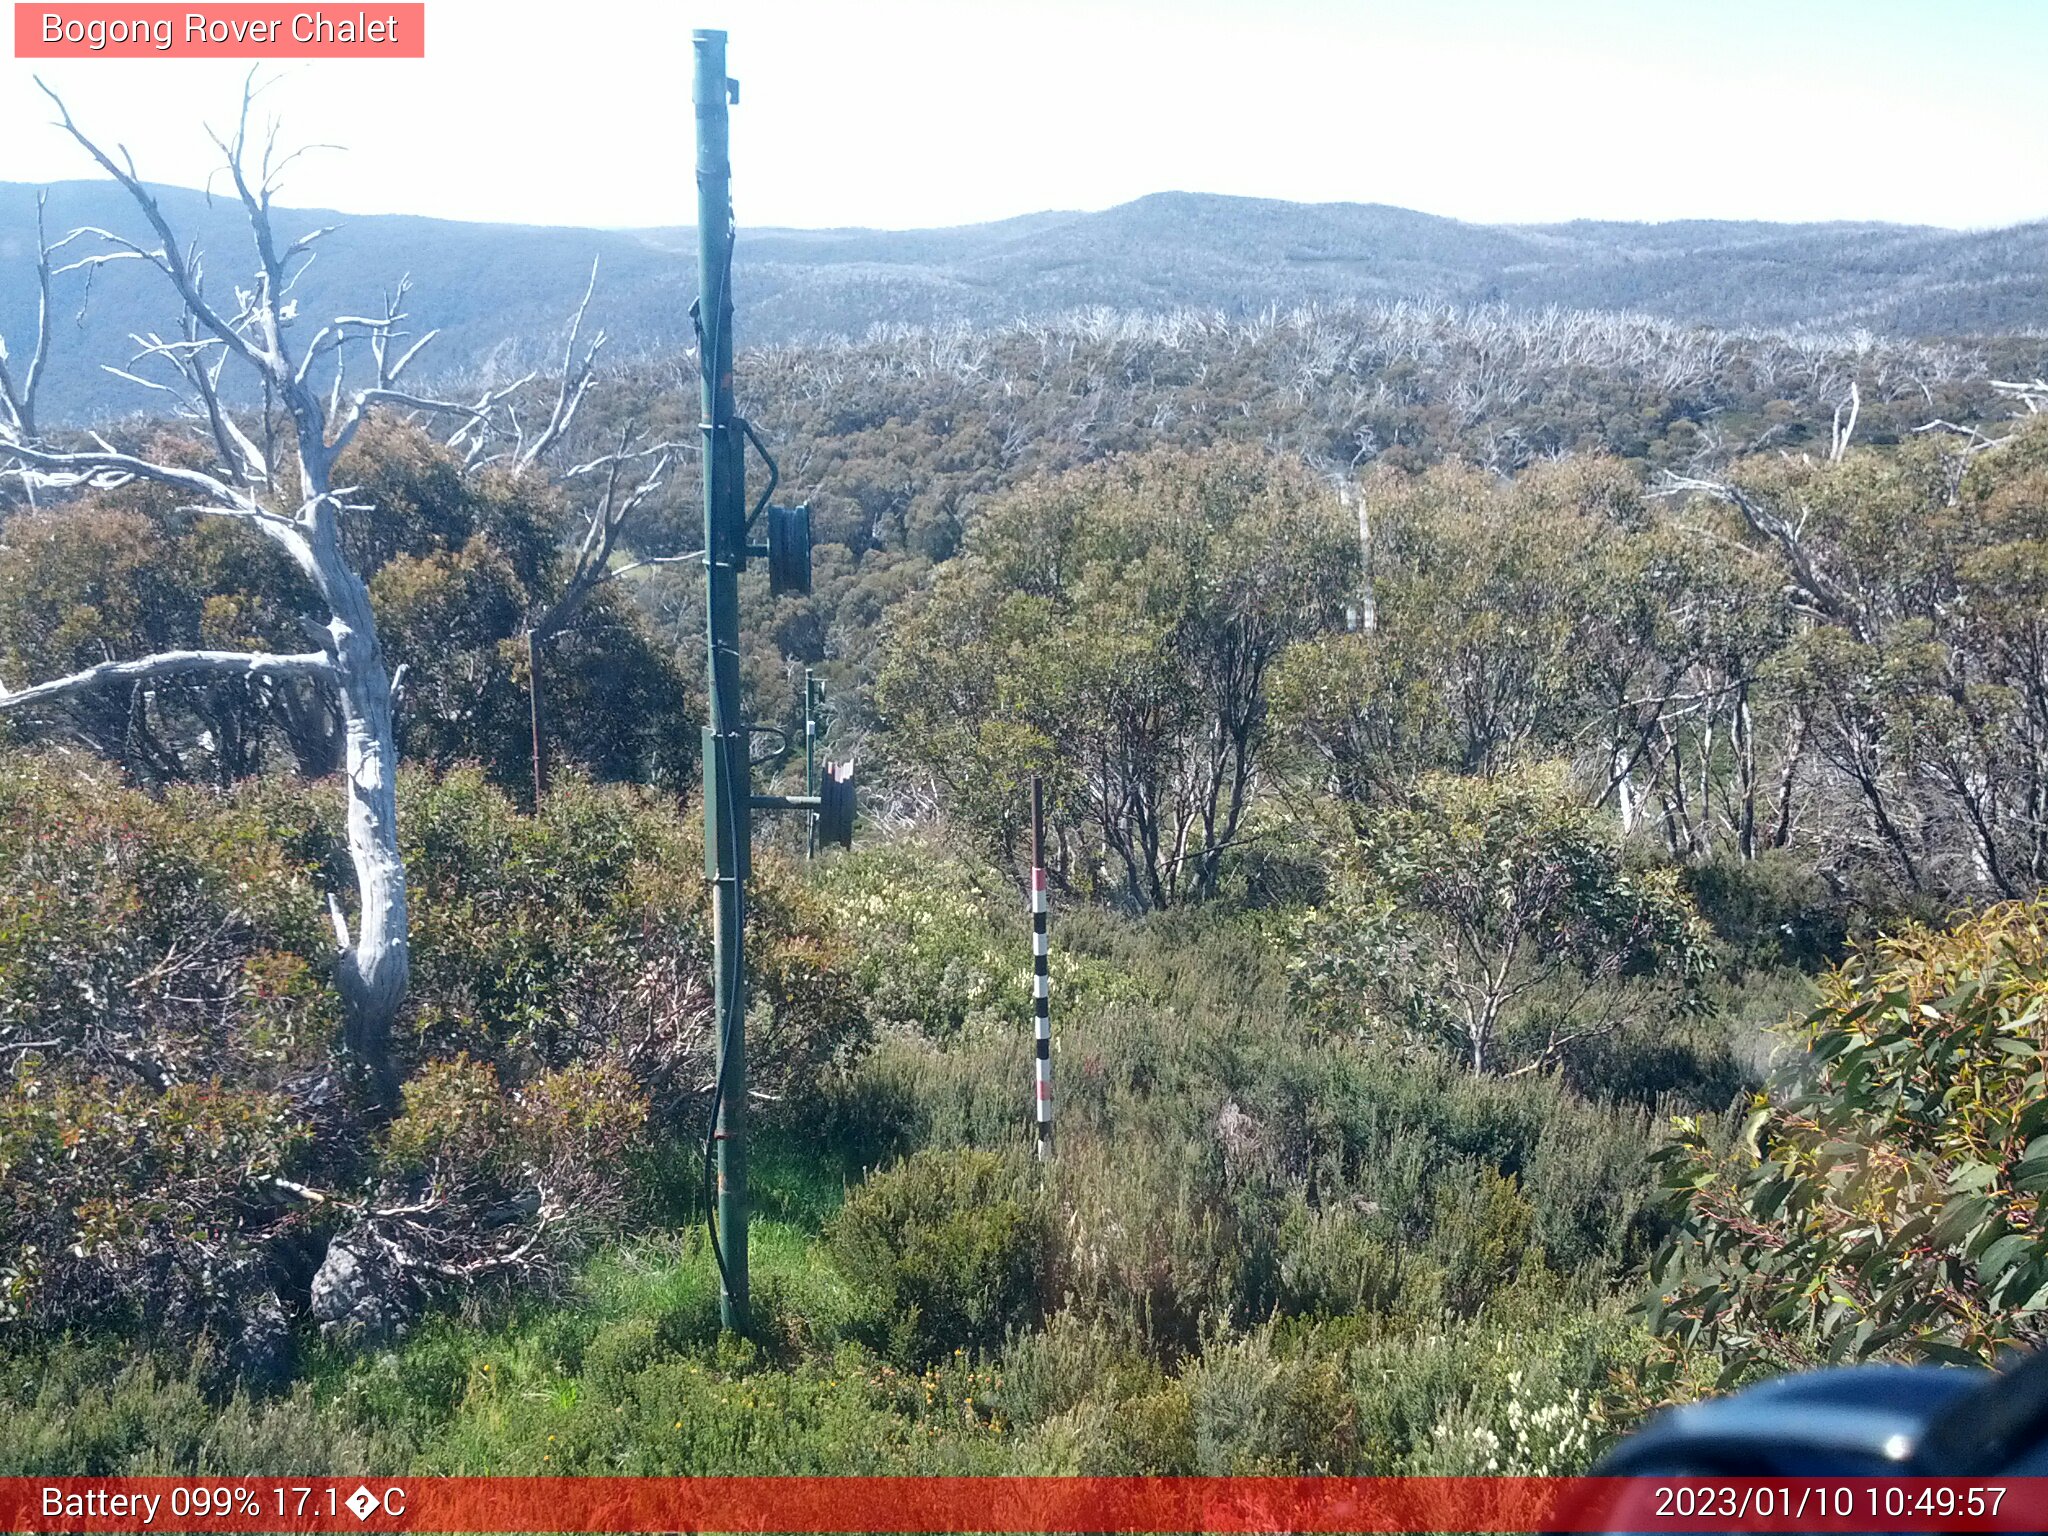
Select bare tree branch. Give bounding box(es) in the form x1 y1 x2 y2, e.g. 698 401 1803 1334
600 550 704 584
531 424 682 641
0 190 54 439
517 257 604 470
0 434 270 514
0 648 333 711
1992 378 2048 414
1658 470 1867 640
37 77 275 379
442 371 537 468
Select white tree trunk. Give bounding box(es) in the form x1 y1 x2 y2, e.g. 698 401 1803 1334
327 561 408 1095
285 382 409 1097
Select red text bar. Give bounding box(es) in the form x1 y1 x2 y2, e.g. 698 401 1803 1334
14 4 424 57
3 1476 2048 1533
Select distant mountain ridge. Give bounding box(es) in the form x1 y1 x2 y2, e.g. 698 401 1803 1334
2 181 2043 422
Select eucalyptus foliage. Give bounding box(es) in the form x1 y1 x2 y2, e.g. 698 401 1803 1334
1652 899 2048 1379
1291 764 1712 1075
876 444 1357 907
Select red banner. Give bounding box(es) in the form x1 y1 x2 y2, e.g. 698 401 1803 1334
2 1476 2047 1532
13 4 424 57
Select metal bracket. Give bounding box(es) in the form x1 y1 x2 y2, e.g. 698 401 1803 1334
740 417 779 533
750 793 821 813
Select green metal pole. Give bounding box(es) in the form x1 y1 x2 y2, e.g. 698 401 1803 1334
695 27 749 1332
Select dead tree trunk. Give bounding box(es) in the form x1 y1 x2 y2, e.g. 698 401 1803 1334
0 80 484 1102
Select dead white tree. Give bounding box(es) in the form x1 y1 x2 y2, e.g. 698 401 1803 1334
423 261 690 804
0 80 490 1102
1656 469 1869 642
545 429 690 621
1992 378 2048 414
1828 378 1861 464
437 256 605 475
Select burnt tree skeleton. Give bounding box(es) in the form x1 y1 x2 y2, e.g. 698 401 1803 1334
0 80 528 1100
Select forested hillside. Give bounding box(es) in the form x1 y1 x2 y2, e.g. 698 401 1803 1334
5 178 2047 421
5 128 2048 1478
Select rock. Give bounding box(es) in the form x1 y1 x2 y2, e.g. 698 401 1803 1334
310 1231 411 1344
308 1235 366 1322
232 1290 295 1392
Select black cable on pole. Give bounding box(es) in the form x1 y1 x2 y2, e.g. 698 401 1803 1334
699 221 744 1308
701 767 744 1301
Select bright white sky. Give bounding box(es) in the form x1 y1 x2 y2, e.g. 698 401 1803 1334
4 0 2045 232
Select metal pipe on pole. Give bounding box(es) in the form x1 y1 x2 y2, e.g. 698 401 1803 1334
691 29 850 1333
694 26 749 1332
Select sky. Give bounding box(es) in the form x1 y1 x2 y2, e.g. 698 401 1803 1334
3 0 2045 232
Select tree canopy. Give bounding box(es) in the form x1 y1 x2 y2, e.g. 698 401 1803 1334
0 420 697 798
876 444 1358 907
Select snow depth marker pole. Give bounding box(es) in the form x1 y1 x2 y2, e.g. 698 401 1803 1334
1030 777 1053 1159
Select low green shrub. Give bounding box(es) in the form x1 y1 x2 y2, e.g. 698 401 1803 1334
1427 1164 1537 1317
813 839 1139 1040
830 1147 1055 1366
1016 1383 1197 1475
581 1316 665 1402
1185 1328 1358 1473
0 756 866 1359
0 1344 406 1476
989 1311 1168 1429
814 843 1015 1037
1275 1203 1435 1322
0 757 332 1345
1350 1277 1645 1475
1056 1133 1282 1358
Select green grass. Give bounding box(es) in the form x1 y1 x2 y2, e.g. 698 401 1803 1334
288 1122 899 1472
305 1208 1020 1475
749 1131 865 1232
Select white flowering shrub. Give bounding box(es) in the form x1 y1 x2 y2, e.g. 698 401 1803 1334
1409 1333 1611 1475
814 844 1015 1035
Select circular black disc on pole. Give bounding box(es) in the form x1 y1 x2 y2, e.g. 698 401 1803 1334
768 503 812 597
816 760 855 849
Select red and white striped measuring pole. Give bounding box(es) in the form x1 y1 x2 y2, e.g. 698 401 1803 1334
1029 777 1053 1160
